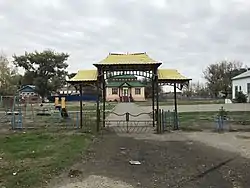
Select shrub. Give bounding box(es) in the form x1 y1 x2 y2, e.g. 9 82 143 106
235 91 247 103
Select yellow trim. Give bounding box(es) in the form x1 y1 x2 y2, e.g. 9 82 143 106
158 69 190 81
98 52 159 65
68 70 97 82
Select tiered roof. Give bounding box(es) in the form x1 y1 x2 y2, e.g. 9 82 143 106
68 69 190 83
95 52 160 65
67 52 191 85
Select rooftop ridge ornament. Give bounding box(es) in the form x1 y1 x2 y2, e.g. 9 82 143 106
108 52 146 55
94 52 161 66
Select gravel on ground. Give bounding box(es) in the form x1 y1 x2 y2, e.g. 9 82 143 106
55 175 134 188
48 133 250 188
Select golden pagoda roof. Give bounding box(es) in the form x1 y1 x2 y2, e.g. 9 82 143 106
67 69 191 83
67 70 97 82
158 69 191 82
96 52 160 65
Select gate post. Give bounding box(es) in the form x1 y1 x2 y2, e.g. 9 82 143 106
173 83 179 130
159 109 162 133
161 109 165 132
96 68 101 133
125 112 129 133
157 109 161 134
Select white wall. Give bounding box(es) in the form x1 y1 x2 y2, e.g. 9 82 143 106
232 77 250 100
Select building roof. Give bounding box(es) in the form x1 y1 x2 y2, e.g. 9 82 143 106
18 85 36 92
158 69 191 82
67 70 97 82
67 69 191 84
106 81 145 87
232 70 250 80
95 52 160 65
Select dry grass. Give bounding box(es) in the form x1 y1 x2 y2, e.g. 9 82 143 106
0 131 92 188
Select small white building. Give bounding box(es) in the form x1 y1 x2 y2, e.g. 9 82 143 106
232 70 250 101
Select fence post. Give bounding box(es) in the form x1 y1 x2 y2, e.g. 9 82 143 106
11 114 15 129
0 96 2 107
161 109 164 133
76 112 79 129
158 109 161 133
162 109 165 132
173 110 180 130
18 109 22 129
157 109 161 134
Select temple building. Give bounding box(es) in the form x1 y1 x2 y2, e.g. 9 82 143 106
106 75 146 102
67 52 191 103
67 52 191 130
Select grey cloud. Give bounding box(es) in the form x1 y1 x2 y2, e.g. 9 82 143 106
1 0 250 81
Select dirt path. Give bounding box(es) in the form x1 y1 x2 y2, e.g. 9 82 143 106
48 134 250 188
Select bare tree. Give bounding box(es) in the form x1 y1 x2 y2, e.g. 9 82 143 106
203 60 246 98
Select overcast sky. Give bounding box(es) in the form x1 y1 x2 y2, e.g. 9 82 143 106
1 0 250 82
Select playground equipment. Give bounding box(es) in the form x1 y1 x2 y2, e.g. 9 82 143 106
54 97 69 118
0 95 22 128
0 94 83 130
54 97 61 110
0 96 14 124
215 106 228 132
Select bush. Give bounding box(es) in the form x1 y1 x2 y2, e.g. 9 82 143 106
235 91 247 103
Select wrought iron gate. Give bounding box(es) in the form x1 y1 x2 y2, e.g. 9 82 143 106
104 111 154 133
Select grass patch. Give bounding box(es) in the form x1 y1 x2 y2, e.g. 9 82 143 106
179 111 250 122
161 111 250 131
177 111 250 130
0 132 92 188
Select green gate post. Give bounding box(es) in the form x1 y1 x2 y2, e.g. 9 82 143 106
162 109 165 132
96 74 101 133
172 109 180 130
157 109 160 133
155 109 158 133
160 109 162 132
0 96 2 107
79 84 83 129
157 109 161 134
168 110 172 130
102 74 106 128
173 83 179 130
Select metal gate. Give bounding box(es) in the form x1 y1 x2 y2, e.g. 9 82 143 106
104 111 154 133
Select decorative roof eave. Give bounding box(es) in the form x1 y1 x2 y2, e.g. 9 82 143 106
158 79 191 84
158 69 191 84
66 70 97 84
66 68 191 88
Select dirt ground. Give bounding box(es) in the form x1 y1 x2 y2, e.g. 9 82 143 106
47 132 250 188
